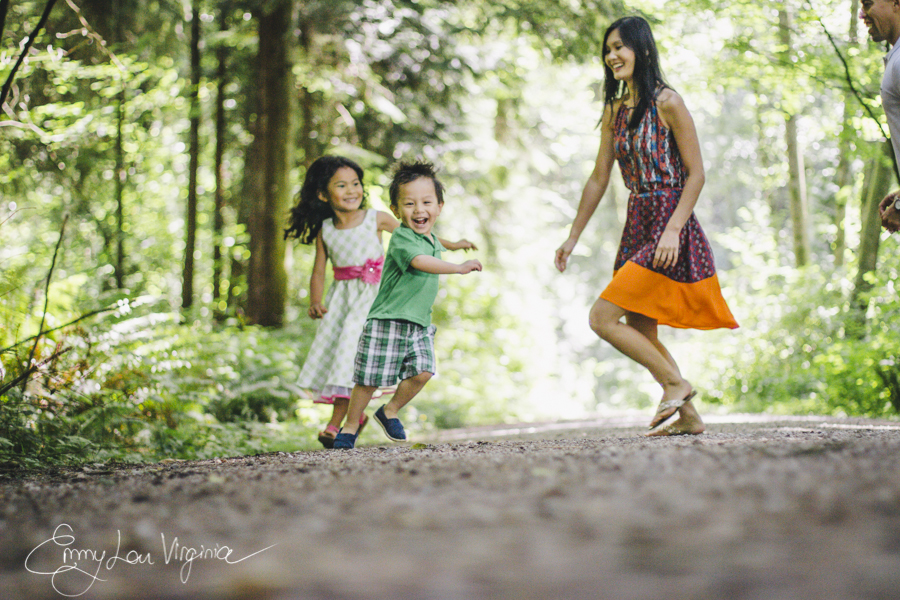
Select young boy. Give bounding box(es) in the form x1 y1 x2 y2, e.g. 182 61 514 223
333 161 482 449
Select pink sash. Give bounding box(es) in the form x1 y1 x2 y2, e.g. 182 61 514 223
333 256 384 285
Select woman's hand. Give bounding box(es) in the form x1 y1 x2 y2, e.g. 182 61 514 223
653 228 681 270
555 238 577 273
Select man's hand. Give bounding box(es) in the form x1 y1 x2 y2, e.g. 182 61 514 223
880 191 900 233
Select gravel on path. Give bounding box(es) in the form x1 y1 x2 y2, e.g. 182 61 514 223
2 414 899 600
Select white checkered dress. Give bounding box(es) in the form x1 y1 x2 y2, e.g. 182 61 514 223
297 210 385 400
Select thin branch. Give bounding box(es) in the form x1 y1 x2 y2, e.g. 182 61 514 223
0 0 60 108
0 305 120 355
22 215 67 394
62 0 126 72
0 206 34 229
0 345 71 398
0 118 51 139
808 1 900 182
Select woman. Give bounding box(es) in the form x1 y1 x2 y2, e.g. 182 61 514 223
555 16 738 436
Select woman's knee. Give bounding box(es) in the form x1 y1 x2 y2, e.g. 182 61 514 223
588 299 624 340
589 303 617 339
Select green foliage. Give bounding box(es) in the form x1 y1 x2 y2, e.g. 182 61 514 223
7 0 900 472
0 299 327 468
704 211 900 418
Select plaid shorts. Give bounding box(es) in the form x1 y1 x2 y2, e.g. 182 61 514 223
353 319 437 387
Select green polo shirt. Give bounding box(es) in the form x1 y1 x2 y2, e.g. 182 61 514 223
367 225 445 327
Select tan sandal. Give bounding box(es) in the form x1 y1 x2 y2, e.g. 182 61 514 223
648 390 696 430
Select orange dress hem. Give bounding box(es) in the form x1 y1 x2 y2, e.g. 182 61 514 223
600 261 739 330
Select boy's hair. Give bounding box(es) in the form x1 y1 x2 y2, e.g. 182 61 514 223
388 161 445 209
284 155 367 244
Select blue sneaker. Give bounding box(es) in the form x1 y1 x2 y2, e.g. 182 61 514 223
374 405 407 442
332 431 358 449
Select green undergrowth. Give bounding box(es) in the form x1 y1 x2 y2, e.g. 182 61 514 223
0 300 335 469
699 228 900 421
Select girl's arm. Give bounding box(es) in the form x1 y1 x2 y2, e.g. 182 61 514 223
376 210 400 238
308 231 329 319
437 237 478 251
654 89 705 270
410 254 483 275
555 103 617 273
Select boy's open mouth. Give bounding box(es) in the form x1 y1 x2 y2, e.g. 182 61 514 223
412 217 428 226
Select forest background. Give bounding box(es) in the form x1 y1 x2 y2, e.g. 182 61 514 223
3 0 900 468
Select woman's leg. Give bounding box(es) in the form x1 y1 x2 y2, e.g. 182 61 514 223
625 312 681 376
625 312 705 434
589 298 692 424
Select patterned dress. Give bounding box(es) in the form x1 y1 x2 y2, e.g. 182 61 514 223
599 95 738 330
298 209 389 402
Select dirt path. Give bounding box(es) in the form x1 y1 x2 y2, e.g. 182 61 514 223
2 414 900 600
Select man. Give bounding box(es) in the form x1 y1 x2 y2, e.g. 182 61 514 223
861 0 900 231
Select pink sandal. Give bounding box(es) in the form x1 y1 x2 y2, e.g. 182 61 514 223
357 413 369 436
318 425 340 449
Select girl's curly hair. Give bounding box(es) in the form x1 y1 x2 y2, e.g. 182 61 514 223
284 155 367 244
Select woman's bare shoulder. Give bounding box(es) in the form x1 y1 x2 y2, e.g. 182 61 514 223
656 88 686 111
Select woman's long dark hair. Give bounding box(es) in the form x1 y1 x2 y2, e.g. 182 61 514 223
284 155 367 244
601 16 670 130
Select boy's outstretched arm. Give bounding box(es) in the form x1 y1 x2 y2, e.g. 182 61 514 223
436 237 478 251
411 255 483 275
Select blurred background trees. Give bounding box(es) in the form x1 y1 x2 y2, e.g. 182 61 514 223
2 0 900 467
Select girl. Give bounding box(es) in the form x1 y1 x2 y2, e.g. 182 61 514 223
286 155 475 448
554 16 738 436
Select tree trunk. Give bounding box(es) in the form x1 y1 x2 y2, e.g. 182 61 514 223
785 114 810 266
0 0 10 43
833 0 860 267
114 86 126 289
113 3 126 289
299 17 316 168
182 0 201 311
852 140 893 315
213 7 228 320
780 6 811 267
247 0 296 327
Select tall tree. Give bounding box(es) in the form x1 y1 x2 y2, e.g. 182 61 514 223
852 140 893 318
779 4 810 267
246 0 295 327
832 0 861 267
182 0 201 310
114 84 126 289
212 4 230 319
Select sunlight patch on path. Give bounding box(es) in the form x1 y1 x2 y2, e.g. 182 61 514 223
428 413 900 442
